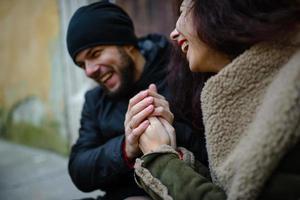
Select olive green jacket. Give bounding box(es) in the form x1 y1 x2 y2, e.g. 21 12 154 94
134 34 300 200
135 142 300 200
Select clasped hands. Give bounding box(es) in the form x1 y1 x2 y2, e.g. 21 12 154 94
124 84 176 160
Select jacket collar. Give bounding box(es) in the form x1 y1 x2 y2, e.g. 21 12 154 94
201 37 300 199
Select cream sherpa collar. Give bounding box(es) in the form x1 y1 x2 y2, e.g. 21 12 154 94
201 40 300 200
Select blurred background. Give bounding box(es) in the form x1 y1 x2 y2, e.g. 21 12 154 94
0 0 179 199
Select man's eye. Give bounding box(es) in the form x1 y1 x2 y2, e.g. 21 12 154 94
92 50 101 58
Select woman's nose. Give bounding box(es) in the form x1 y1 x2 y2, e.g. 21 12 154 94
170 28 179 41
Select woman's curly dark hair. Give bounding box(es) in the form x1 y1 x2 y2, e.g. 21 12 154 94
192 0 300 56
168 0 300 133
168 45 214 132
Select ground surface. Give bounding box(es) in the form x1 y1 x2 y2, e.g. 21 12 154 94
0 139 103 200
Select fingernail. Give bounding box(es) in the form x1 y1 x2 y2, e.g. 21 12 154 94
146 97 153 102
147 105 154 110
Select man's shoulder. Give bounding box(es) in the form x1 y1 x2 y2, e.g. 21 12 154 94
138 33 171 68
85 86 104 101
138 33 170 50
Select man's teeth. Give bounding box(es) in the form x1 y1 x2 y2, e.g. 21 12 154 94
101 72 113 82
181 41 189 53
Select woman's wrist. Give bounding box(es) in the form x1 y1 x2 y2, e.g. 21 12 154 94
142 142 173 154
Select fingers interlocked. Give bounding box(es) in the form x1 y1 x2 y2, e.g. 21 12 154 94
124 84 176 156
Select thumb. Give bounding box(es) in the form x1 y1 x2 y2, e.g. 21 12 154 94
160 118 176 149
148 83 157 93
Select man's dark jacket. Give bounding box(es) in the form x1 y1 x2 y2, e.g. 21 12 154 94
68 34 208 200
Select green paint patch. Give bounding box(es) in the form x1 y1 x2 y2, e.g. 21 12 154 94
1 120 69 156
0 108 8 137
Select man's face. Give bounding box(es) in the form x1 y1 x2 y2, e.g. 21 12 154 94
75 45 136 98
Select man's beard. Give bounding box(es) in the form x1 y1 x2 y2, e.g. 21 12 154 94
101 47 136 99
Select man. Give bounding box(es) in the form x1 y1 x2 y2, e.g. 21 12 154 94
66 1 207 200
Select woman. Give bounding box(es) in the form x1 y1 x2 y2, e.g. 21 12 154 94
125 0 300 199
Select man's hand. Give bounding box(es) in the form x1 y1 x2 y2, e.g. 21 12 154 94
124 84 175 159
124 90 153 159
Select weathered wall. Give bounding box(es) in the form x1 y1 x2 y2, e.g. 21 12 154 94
0 0 58 108
0 0 68 154
116 0 178 37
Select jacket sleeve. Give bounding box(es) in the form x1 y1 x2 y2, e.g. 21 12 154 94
134 145 226 200
174 120 208 166
68 93 129 192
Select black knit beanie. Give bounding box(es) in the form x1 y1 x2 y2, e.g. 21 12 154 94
66 1 138 62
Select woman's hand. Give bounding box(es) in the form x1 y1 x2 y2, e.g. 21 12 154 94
124 84 175 158
125 84 174 130
147 84 174 125
139 117 176 154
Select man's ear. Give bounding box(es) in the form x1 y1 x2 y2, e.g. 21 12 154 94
124 45 135 54
123 45 138 60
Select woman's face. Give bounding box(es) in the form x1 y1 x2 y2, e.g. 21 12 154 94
170 0 230 72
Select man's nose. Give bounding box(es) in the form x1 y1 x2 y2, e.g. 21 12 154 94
170 28 179 41
84 60 99 78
